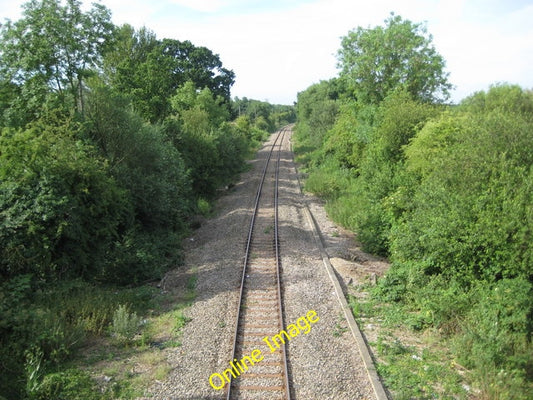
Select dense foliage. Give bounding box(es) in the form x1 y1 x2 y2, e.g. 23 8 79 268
0 1 292 398
295 13 532 399
103 25 235 123
338 13 451 104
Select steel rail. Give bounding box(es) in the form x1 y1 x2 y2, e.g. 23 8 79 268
274 129 291 399
226 127 290 400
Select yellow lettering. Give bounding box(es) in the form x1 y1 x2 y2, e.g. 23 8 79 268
209 372 225 390
272 330 291 347
239 355 253 370
230 360 241 376
287 323 300 337
307 309 319 323
209 310 320 390
262 336 276 352
251 349 263 362
297 316 311 334
234 358 245 373
223 367 236 382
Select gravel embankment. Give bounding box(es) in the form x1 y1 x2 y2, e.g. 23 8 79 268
145 131 382 399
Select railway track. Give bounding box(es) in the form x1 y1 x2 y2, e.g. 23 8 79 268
226 127 290 400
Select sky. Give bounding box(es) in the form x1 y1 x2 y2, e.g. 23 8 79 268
1 0 533 105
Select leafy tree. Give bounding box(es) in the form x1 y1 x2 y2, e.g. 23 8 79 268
322 89 438 255
392 85 533 282
166 82 247 198
295 11 533 396
161 39 235 102
103 25 175 123
0 2 257 397
85 82 191 232
0 0 115 116
322 100 375 171
171 81 230 130
338 13 451 104
295 79 342 149
234 114 252 136
104 29 235 122
231 97 295 134
246 100 272 121
83 82 193 284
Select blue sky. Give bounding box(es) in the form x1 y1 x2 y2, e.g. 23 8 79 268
2 0 533 104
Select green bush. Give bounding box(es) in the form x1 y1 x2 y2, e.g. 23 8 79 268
295 79 341 149
29 368 100 400
196 198 212 216
296 82 533 397
1 277 157 398
304 164 349 200
379 85 533 397
86 84 192 232
213 122 249 184
322 101 375 171
1 275 37 399
111 305 141 343
0 7 264 399
0 120 129 281
322 89 438 255
455 279 533 398
392 88 533 283
165 85 251 199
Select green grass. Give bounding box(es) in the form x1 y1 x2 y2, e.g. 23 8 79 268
24 266 198 400
348 292 469 399
263 225 273 234
197 198 212 216
332 314 349 338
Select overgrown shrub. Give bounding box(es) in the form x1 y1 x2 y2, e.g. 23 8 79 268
0 119 129 281
86 83 192 232
455 279 533 395
322 101 374 171
304 162 349 200
391 87 533 283
165 83 251 198
380 85 533 397
296 81 533 397
111 304 141 343
1 277 156 398
0 3 272 397
28 368 100 400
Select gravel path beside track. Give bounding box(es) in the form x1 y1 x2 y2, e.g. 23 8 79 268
145 130 384 399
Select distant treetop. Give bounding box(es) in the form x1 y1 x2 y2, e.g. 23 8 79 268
337 13 452 104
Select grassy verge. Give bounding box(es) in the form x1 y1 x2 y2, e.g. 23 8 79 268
348 285 470 399
84 270 197 398
16 269 197 400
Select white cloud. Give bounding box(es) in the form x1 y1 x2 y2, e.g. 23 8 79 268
0 0 25 21
152 0 441 103
2 0 533 104
431 2 533 101
166 0 231 13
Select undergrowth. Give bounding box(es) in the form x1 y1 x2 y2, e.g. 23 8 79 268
0 269 197 400
349 291 468 399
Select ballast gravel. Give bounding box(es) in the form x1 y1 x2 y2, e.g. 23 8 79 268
144 131 380 399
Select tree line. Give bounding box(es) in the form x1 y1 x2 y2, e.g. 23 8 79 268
295 13 532 398
0 1 294 398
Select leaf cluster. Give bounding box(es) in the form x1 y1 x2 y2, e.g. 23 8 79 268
296 20 533 395
103 26 235 123
338 13 451 104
